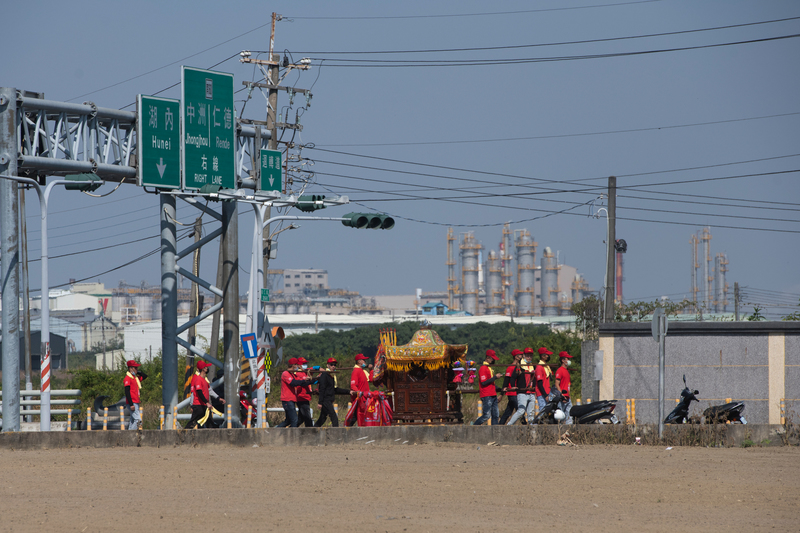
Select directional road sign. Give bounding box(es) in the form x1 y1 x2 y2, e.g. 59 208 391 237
241 333 258 359
137 95 180 188
181 66 236 190
651 307 668 341
260 288 270 302
260 148 282 192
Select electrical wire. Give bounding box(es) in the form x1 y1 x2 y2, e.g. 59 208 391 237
291 16 800 54
314 112 800 148
307 33 800 67
68 21 272 102
287 1 663 20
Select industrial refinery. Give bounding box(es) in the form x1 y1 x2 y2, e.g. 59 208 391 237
444 223 594 317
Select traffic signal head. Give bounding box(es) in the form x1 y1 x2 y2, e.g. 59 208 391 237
296 194 326 212
65 173 102 192
341 212 395 230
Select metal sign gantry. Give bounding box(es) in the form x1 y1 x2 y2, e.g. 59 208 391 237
0 83 354 431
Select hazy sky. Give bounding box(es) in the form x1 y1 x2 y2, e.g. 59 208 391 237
4 0 799 319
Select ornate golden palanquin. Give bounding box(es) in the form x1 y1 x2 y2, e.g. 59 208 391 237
375 326 467 424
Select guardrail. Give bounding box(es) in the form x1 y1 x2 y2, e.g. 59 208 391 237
0 389 82 416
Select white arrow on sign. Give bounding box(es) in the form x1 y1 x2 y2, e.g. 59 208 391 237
157 158 167 178
269 176 275 186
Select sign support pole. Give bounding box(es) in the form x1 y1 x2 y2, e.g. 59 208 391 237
161 194 179 430
0 87 21 432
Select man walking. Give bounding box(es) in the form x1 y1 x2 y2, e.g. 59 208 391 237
123 360 146 430
506 348 536 425
277 358 316 428
186 360 213 429
499 349 523 424
346 354 372 426
555 351 573 424
315 358 350 427
473 350 501 425
535 347 554 411
295 357 315 427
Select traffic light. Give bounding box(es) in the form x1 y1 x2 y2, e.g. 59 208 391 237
296 194 326 212
64 173 102 192
341 212 395 230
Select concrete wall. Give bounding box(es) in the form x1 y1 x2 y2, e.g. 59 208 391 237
597 322 800 424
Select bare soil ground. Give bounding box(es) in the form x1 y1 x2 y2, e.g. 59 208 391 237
1 444 797 532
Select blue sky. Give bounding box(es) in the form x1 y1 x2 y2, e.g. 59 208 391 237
5 0 799 318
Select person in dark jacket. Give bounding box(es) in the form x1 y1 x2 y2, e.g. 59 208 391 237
314 358 350 427
499 349 523 424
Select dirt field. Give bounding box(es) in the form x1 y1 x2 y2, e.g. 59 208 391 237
0 444 797 532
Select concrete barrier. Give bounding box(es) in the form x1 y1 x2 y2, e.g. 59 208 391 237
0 424 796 450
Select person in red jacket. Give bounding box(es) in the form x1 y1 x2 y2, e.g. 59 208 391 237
346 354 371 426
473 350 501 425
123 360 146 430
535 346 554 411
294 357 315 427
186 361 213 429
555 351 573 424
499 349 523 424
277 358 316 428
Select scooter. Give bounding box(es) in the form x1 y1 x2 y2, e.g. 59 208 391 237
664 375 699 424
703 401 747 424
570 398 620 424
534 390 619 425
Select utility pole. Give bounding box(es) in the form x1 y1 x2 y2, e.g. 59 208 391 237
734 282 740 321
263 13 280 300
604 176 616 322
0 87 21 432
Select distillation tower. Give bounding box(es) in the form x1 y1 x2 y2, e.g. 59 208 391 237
459 232 482 315
485 250 503 315
541 247 560 316
514 229 537 316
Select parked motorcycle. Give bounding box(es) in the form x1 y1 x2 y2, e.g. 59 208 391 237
533 390 619 425
570 398 620 424
703 401 747 424
664 375 699 424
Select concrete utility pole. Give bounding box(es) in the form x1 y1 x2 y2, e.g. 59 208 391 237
734 282 740 321
221 200 240 404
263 15 280 301
0 87 21 432
604 176 616 322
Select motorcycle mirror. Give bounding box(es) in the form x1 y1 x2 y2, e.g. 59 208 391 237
683 375 687 387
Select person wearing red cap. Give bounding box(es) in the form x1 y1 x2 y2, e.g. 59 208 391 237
346 354 372 426
555 351 574 424
277 358 316 428
506 348 536 425
186 360 213 429
294 357 316 427
123 360 146 430
499 349 523 424
535 347 554 411
473 349 501 425
315 358 350 427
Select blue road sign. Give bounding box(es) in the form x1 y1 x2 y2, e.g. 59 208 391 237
241 333 258 359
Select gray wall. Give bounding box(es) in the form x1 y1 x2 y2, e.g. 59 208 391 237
599 322 800 424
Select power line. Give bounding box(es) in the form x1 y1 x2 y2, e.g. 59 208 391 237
68 21 272 102
314 112 800 148
288 1 662 20
307 33 800 67
307 146 800 208
292 15 800 54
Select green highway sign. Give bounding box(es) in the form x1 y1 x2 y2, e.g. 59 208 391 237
137 95 180 189
260 148 282 192
181 66 236 190
261 289 270 302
